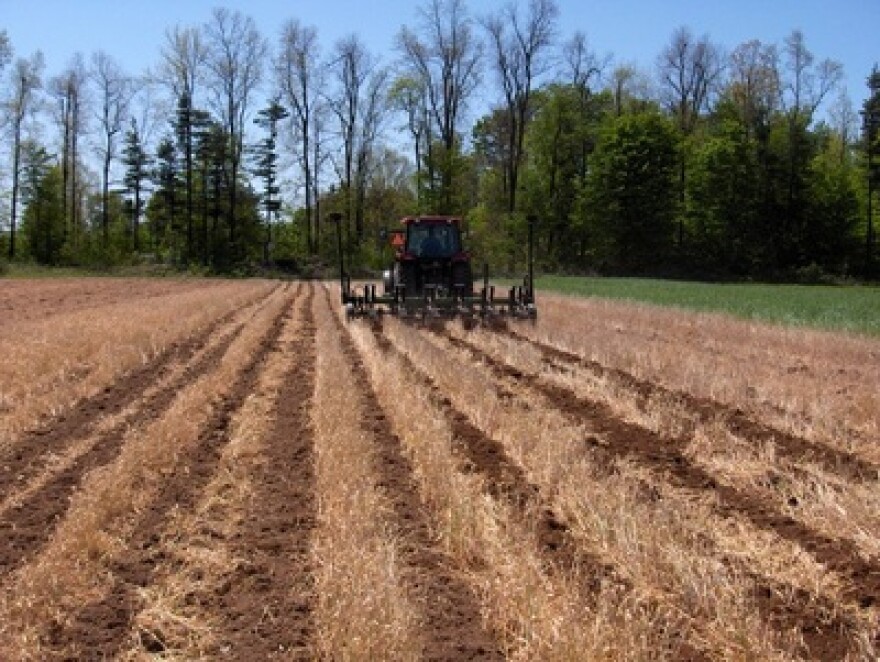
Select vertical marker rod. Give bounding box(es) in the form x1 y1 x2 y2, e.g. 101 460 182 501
527 215 536 304
331 212 346 303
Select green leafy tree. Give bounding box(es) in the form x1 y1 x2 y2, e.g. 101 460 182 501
579 112 679 273
520 84 608 267
657 27 724 248
151 137 180 256
778 31 842 269
804 145 860 273
20 144 64 264
253 97 288 263
174 91 197 262
686 115 763 274
862 66 880 276
122 119 152 252
471 108 511 213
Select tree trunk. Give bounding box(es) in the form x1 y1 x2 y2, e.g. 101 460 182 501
71 104 80 249
134 180 141 252
61 104 70 246
9 122 21 260
186 122 194 264
868 177 874 277
102 152 111 247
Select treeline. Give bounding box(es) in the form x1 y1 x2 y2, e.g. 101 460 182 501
1 1 878 279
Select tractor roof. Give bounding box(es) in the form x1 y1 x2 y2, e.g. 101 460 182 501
401 215 461 226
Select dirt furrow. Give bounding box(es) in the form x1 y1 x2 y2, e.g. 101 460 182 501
370 323 707 661
0 288 283 580
329 307 503 660
204 284 318 659
45 287 297 659
503 326 880 484
440 328 869 660
0 284 278 493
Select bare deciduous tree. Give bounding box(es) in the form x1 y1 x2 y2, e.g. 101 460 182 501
160 25 208 262
160 25 206 102
610 63 649 117
397 0 482 209
204 7 266 247
328 35 389 240
328 35 366 239
389 74 430 208
658 26 724 134
277 20 323 252
727 40 780 137
781 30 842 122
829 89 859 164
561 31 606 180
49 54 89 248
484 0 558 213
0 30 11 104
563 31 607 95
6 51 44 259
658 26 724 245
354 65 389 236
91 50 131 247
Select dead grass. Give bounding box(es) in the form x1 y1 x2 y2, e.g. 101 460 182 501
0 278 205 332
0 280 275 449
451 321 880 603
345 311 681 660
112 285 306 659
1 280 876 659
0 285 291 659
0 291 270 523
400 318 868 659
524 294 880 462
311 288 422 660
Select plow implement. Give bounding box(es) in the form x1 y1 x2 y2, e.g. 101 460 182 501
335 214 537 322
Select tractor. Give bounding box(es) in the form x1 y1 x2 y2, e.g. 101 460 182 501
335 213 537 321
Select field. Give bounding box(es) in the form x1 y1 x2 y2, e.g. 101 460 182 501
530 276 880 337
0 278 878 660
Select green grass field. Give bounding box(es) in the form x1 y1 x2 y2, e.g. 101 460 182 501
534 275 880 337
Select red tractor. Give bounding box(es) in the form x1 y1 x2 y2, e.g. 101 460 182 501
336 214 537 321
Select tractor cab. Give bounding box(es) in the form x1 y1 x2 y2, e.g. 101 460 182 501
403 217 461 259
390 216 472 300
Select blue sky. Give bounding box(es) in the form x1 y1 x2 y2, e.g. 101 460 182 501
2 0 877 111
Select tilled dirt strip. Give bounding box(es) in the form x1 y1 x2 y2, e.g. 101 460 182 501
327 302 503 661
203 284 318 659
370 323 707 661
441 328 868 660
0 287 281 579
46 287 298 660
503 326 880 483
